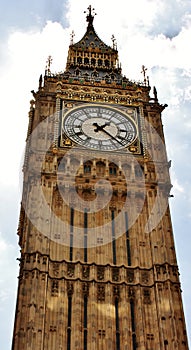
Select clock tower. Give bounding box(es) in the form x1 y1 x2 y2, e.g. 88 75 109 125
12 6 188 350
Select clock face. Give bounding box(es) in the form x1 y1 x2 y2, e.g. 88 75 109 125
62 104 137 151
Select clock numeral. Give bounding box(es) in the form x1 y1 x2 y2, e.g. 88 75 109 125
82 137 91 145
119 129 127 133
74 125 81 128
117 135 126 144
71 111 84 118
66 127 74 135
117 137 127 145
117 135 125 140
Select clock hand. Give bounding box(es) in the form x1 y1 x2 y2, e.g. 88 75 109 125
93 122 110 132
99 127 125 146
92 122 124 146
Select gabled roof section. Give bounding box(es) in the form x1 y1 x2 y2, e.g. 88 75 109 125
73 23 114 52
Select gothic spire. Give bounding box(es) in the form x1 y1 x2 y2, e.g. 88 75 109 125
84 5 97 26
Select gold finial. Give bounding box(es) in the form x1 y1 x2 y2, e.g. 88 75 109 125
141 65 148 85
45 55 53 76
70 30 75 45
84 5 96 25
111 34 117 50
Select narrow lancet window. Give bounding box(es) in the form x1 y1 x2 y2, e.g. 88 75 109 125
84 209 88 262
125 212 131 266
111 210 116 264
70 207 74 261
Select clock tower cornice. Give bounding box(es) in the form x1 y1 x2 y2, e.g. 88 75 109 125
33 78 151 110
53 79 151 105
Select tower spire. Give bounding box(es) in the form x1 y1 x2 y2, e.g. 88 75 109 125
84 5 96 26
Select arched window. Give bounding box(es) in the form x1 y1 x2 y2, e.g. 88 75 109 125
96 161 105 176
84 165 91 173
122 164 131 178
75 68 80 76
135 165 144 177
109 163 117 175
84 57 89 64
105 59 109 67
77 57 82 64
84 161 92 173
91 58 96 65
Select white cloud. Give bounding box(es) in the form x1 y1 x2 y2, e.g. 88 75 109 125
171 171 185 194
0 21 70 186
0 231 19 348
0 231 18 299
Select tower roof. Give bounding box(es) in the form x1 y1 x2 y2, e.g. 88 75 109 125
65 5 122 80
72 5 117 54
44 6 150 90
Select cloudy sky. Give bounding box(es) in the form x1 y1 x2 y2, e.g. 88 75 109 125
0 0 191 348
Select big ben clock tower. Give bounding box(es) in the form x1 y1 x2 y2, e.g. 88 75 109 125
12 6 189 350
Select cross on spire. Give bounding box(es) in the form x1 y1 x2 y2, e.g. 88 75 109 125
141 65 149 85
84 5 96 26
45 55 53 76
141 65 147 80
70 30 75 45
111 35 117 50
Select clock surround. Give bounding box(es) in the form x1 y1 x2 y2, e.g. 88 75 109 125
61 103 139 152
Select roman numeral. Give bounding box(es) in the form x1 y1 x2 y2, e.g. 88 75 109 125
82 137 91 144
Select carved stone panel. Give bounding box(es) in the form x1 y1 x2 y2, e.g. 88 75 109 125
97 266 105 281
97 284 105 302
